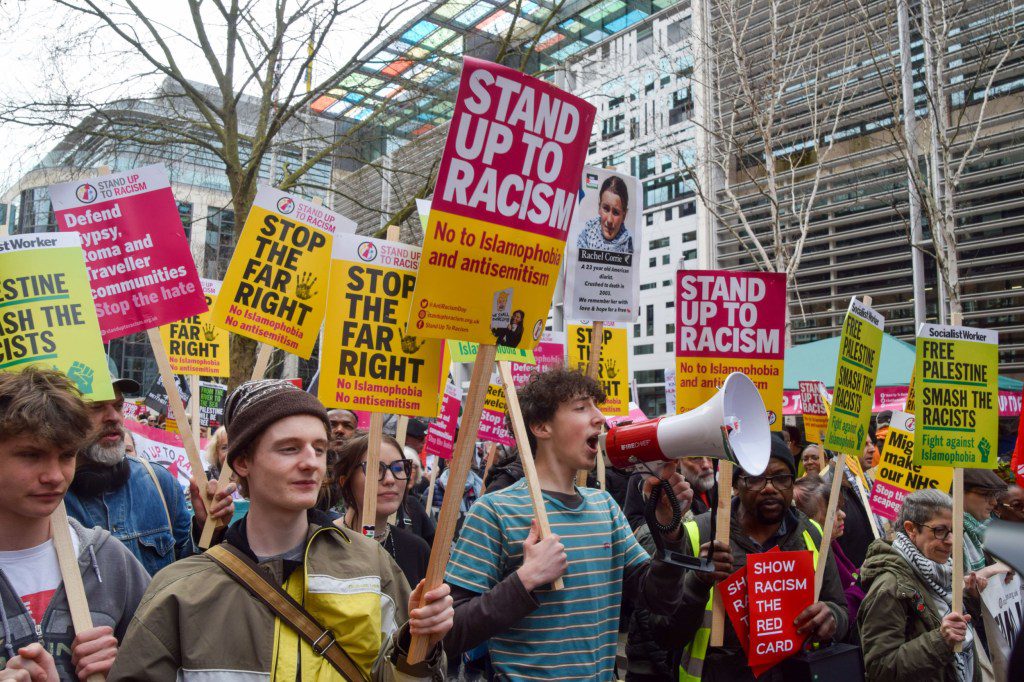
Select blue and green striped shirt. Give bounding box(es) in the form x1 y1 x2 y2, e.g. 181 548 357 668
445 479 649 680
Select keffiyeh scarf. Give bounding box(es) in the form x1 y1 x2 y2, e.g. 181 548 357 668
893 532 974 682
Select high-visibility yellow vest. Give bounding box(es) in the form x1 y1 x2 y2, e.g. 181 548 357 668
678 519 822 682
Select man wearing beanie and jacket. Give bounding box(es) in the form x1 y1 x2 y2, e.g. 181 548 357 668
649 434 849 682
110 379 453 681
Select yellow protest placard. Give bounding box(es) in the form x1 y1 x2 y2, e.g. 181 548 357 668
0 233 113 400
158 278 230 377
869 410 953 520
567 324 628 416
212 187 355 358
800 380 829 445
824 298 884 458
914 324 999 468
319 234 445 417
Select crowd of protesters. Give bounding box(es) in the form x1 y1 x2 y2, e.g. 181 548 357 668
1 365 1022 681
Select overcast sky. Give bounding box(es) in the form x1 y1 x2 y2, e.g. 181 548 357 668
0 0 422 195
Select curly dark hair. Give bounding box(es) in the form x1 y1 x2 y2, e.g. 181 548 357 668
513 368 606 452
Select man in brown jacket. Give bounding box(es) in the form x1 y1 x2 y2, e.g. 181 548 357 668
109 379 452 681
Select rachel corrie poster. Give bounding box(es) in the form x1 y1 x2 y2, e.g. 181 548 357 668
564 168 643 323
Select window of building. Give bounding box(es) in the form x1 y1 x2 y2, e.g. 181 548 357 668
664 208 672 221
645 213 655 226
682 231 697 244
669 87 694 125
635 344 655 355
205 207 236 279
644 173 693 208
662 279 671 287
15 187 55 234
667 18 691 44
646 304 654 336
683 248 697 261
679 201 696 217
650 237 670 249
666 300 675 308
666 341 674 353
640 282 657 290
178 201 193 242
634 369 665 384
662 254 671 265
634 323 641 337
636 26 654 59
666 323 675 334
602 114 625 139
649 257 657 267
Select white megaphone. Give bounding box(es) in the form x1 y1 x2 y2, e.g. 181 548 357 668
602 372 771 476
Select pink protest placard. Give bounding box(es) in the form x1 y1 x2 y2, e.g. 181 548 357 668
606 402 648 428
509 330 565 387
478 379 515 447
425 380 461 459
48 164 207 341
747 550 814 670
869 480 906 520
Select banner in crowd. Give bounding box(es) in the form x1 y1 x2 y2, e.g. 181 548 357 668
0 233 113 400
981 573 1022 681
783 384 1020 417
318 234 445 417
48 164 206 341
198 380 227 429
799 380 830 444
509 330 565 387
567 324 628 416
869 410 953 520
158 278 230 377
448 339 535 364
144 373 192 415
605 402 648 428
675 271 786 429
664 367 676 415
824 299 884 457
478 373 515 446
124 419 203 491
563 167 642 323
424 379 462 460
913 323 999 468
213 186 354 358
122 400 148 422
408 57 596 350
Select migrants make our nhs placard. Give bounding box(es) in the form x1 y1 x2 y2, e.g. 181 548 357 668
212 186 355 358
0 233 113 400
48 164 207 341
408 57 597 351
675 271 786 428
318 234 445 417
564 167 643 323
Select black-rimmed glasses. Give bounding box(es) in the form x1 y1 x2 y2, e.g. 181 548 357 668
917 523 952 540
737 473 795 492
361 460 412 481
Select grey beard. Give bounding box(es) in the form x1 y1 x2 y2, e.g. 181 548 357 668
689 472 716 493
83 439 126 466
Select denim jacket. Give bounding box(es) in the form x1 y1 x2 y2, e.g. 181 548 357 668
65 457 194 576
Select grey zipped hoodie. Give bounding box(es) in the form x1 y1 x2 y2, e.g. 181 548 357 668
0 517 150 681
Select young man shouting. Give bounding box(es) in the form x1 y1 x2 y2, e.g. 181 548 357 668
109 379 452 680
443 368 702 680
0 368 150 681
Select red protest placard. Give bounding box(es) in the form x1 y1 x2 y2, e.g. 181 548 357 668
747 550 815 670
717 548 779 657
675 271 785 428
48 165 206 341
425 380 461 460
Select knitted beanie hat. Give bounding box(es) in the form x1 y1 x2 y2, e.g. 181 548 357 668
223 379 331 469
734 433 797 480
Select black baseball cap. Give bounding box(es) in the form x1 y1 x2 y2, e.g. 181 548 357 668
105 355 140 395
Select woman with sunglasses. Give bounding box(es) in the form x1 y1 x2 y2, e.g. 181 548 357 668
859 489 987 681
333 433 430 587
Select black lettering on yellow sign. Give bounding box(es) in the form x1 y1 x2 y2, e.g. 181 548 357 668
0 273 69 303
168 294 221 358
336 265 423 384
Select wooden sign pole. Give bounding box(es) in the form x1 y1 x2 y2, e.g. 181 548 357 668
147 328 212 515
360 412 386 537
498 361 564 591
188 375 201 445
51 501 105 682
850 462 881 540
481 441 498 486
408 343 498 663
577 320 605 487
251 343 274 381
948 310 965 651
815 455 846 599
395 415 410 449
709 460 734 646
424 466 439 514
198 461 234 549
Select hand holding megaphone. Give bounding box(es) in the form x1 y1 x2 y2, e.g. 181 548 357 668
640 461 692 540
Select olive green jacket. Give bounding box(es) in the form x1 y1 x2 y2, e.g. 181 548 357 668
108 515 444 681
858 539 980 682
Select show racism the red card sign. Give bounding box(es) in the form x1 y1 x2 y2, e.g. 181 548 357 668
716 548 777 678
48 164 207 341
747 550 815 670
408 57 597 350
425 379 462 460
